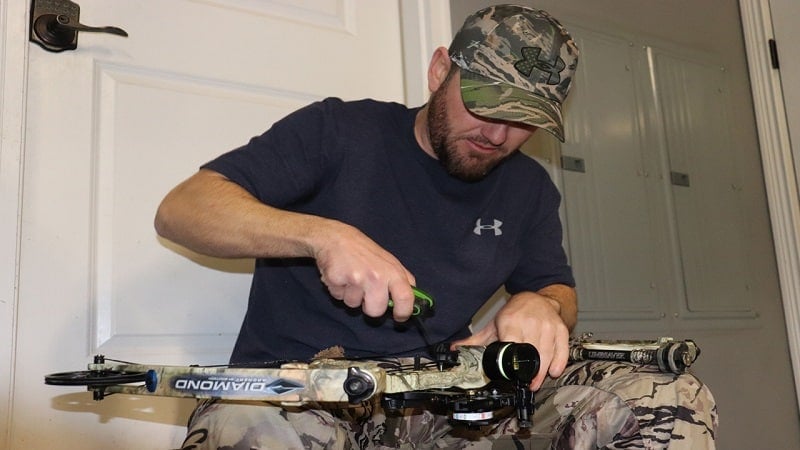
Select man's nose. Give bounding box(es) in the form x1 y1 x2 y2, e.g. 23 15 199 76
481 122 510 146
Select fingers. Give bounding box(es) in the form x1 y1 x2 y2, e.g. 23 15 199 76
494 292 571 391
323 271 416 319
450 322 499 350
525 323 572 391
342 284 368 310
531 344 553 391
386 279 415 321
450 335 480 350
549 326 570 378
316 223 416 320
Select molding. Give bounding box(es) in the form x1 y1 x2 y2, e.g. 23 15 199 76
400 0 452 106
739 0 800 409
191 0 357 34
0 0 30 445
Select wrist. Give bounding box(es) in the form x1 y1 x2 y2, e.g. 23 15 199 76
541 295 562 315
281 213 335 259
304 217 333 259
535 284 578 331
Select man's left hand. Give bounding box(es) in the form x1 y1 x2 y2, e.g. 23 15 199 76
451 285 576 391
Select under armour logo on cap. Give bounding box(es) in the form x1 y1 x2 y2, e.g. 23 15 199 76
514 47 566 84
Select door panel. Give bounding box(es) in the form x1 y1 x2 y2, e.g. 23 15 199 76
556 28 665 322
90 62 315 359
14 0 412 448
651 49 754 317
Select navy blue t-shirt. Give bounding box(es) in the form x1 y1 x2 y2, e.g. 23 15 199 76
202 98 574 363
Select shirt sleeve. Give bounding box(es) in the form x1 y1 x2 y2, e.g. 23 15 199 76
201 98 345 207
505 175 575 294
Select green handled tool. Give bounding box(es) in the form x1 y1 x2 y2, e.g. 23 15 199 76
388 286 434 317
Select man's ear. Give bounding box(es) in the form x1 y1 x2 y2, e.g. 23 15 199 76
427 47 452 93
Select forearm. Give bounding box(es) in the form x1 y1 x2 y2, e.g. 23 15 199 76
154 169 330 259
536 283 578 331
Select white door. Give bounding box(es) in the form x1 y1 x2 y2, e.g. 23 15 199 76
5 1 449 448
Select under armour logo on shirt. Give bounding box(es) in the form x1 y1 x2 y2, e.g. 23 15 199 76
474 218 503 236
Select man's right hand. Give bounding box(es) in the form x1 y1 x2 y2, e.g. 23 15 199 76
312 221 417 322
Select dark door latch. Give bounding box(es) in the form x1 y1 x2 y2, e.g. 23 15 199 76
30 0 128 52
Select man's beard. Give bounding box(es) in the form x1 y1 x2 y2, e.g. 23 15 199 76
426 81 512 182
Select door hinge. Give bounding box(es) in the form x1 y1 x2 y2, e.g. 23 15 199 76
670 171 691 187
561 155 586 173
769 39 780 70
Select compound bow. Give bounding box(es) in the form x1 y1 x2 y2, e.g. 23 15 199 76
45 287 701 428
45 336 699 428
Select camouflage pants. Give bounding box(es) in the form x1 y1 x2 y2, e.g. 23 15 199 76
177 360 717 449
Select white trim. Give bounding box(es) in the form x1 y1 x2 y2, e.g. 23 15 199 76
0 0 29 446
740 0 800 408
400 0 452 106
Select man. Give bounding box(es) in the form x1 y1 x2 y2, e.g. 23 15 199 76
156 4 580 448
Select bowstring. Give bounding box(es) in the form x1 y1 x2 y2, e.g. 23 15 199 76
102 311 444 371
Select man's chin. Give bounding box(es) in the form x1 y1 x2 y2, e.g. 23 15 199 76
435 144 505 182
446 163 496 182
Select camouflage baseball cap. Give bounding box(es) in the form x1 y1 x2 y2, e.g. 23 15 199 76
449 5 579 142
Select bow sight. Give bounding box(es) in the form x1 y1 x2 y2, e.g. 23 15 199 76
381 341 540 428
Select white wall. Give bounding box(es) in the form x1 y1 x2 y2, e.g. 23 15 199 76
451 1 800 449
